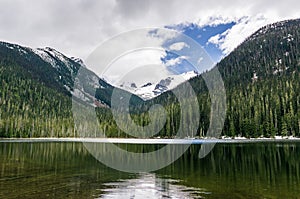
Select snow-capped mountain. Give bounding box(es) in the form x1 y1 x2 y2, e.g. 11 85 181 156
0 41 200 102
31 47 102 105
118 71 198 100
0 42 114 107
2 41 145 107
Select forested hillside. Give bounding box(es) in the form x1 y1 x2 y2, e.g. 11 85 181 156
154 19 300 138
217 19 300 137
0 57 74 137
0 42 142 137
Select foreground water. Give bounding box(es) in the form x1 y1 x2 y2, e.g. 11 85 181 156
0 141 300 198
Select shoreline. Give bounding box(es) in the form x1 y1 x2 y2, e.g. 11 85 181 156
1 137 300 144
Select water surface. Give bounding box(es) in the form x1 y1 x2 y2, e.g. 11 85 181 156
0 141 300 198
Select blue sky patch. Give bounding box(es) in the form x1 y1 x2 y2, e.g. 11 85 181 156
160 22 236 75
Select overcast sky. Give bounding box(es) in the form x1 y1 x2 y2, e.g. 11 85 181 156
0 0 299 60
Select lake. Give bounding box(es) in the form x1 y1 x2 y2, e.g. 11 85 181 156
0 141 300 198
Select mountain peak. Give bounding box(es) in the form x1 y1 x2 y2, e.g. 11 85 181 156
70 57 87 68
114 70 199 100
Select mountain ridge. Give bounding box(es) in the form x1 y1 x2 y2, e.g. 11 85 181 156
118 70 199 100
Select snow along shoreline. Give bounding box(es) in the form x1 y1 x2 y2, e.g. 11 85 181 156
1 136 300 144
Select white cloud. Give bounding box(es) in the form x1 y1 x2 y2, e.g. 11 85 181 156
103 48 170 86
168 42 190 51
86 28 182 84
0 0 299 60
208 34 223 46
208 15 275 56
197 57 204 64
165 56 189 67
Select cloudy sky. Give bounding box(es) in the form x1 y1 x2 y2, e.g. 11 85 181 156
1 0 299 59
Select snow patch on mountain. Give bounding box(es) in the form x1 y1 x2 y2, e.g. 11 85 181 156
32 46 103 106
2 42 29 55
32 48 59 69
70 57 87 68
118 70 198 100
32 47 78 76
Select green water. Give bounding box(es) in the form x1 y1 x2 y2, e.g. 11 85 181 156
0 142 300 198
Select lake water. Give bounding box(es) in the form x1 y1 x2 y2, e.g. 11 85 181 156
0 141 300 198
